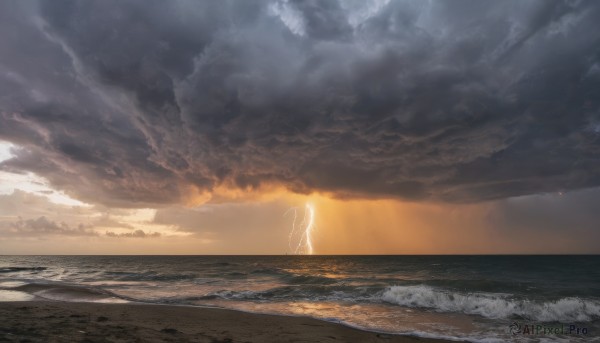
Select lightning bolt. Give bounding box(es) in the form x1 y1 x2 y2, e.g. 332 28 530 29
284 202 315 255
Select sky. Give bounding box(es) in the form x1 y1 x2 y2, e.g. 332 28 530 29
1 0 600 254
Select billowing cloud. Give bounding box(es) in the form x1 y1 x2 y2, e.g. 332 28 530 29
1 0 600 208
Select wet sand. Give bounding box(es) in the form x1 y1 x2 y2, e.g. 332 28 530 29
0 301 457 342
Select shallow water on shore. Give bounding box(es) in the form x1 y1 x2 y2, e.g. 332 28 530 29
1 255 598 342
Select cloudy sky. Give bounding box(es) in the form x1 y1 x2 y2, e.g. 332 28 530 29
1 0 600 254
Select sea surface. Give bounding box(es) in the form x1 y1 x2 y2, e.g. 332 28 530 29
0 255 599 342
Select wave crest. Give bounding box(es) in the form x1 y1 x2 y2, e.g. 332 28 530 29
381 285 600 322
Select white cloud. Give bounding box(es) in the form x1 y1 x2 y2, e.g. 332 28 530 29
0 141 13 162
268 0 305 36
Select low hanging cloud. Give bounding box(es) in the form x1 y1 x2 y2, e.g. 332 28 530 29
0 190 171 238
105 229 161 238
1 216 97 237
0 1 600 207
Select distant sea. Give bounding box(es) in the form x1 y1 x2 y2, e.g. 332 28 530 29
1 255 599 342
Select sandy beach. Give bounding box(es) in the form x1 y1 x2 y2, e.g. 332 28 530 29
0 301 455 343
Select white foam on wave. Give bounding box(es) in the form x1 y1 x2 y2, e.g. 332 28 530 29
0 281 28 288
32 288 129 303
381 285 600 322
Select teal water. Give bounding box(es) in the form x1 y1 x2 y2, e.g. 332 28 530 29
1 255 598 342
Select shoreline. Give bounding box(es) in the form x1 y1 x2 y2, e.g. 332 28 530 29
0 300 460 343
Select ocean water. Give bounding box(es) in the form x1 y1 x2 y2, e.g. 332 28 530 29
0 255 599 342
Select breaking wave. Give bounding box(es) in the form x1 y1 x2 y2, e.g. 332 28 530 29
195 285 378 302
381 285 600 322
0 282 130 303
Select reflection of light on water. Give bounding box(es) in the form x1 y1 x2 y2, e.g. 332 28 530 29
285 202 315 255
193 298 479 339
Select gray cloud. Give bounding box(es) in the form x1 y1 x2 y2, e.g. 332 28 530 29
488 187 600 235
480 187 600 252
1 216 96 237
1 0 600 206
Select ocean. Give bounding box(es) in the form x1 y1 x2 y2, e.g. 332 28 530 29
1 255 598 342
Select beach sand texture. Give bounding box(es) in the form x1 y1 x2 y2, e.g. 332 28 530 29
0 301 454 343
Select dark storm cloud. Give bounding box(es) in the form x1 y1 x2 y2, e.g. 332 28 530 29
1 0 600 206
